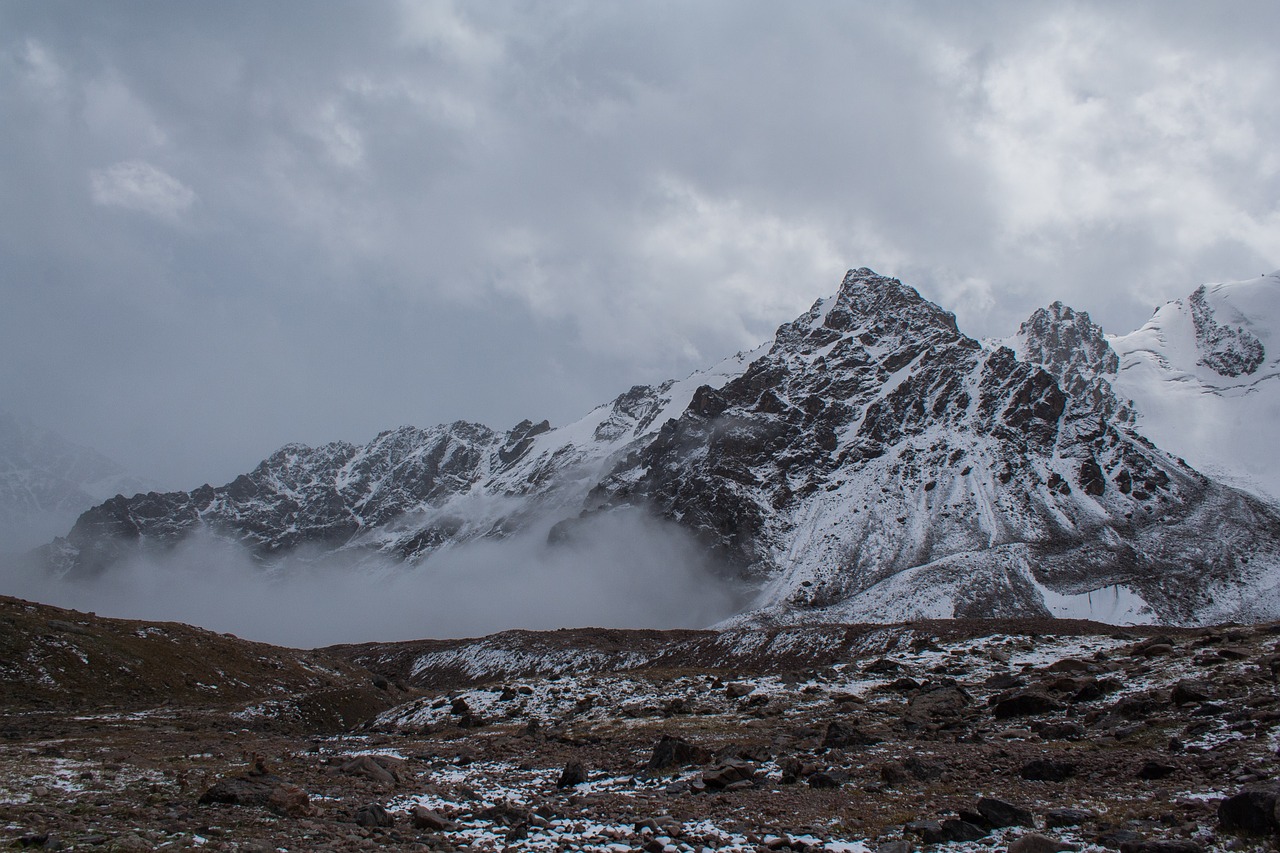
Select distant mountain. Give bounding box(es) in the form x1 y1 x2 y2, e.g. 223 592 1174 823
1110 272 1280 503
36 270 1280 626
0 413 145 552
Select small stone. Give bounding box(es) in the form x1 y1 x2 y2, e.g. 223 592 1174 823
976 797 1035 828
877 842 912 853
1009 832 1074 853
266 783 311 817
1044 808 1096 828
726 681 756 698
411 806 456 831
354 803 394 828
994 691 1062 719
556 760 589 788
1136 760 1178 780
1020 758 1076 782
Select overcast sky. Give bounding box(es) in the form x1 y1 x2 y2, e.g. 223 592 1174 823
3 1 1278 490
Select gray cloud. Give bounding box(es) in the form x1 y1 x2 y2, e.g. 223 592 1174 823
1 1 1278 491
2 509 746 647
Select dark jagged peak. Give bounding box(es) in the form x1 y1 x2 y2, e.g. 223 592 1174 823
593 383 674 442
774 268 965 359
498 418 551 465
1012 302 1132 430
1017 302 1118 378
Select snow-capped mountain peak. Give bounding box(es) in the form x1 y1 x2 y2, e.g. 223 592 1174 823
1109 271 1280 501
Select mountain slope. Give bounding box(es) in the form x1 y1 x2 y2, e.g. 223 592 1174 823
30 269 1280 628
45 348 760 576
584 269 1280 625
1109 271 1280 503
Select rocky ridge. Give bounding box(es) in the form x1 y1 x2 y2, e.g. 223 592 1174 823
32 269 1280 626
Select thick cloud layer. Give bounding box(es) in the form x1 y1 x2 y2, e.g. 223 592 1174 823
2 510 747 648
2 2 1278 492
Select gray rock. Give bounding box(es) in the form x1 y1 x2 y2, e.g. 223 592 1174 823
354 803 394 828
1020 758 1076 782
556 760 589 788
1044 808 1096 828
647 734 712 770
976 797 1035 828
1218 786 1280 833
338 755 399 787
410 806 456 831
1009 833 1074 853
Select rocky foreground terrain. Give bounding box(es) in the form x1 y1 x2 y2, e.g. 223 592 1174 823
4 596 1280 851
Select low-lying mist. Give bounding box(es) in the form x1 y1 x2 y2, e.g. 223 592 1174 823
0 509 751 648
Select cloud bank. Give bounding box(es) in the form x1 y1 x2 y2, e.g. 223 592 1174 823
0 509 747 648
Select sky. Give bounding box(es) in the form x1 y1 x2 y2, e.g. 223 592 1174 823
3 1 1279 492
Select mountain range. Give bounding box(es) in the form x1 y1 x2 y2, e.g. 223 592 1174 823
27 269 1280 627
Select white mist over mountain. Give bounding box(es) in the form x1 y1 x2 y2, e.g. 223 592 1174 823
4 509 745 648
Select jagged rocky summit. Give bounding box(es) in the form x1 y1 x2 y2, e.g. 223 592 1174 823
37 269 1280 626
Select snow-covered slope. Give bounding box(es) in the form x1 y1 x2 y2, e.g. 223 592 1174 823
45 347 762 576
0 414 145 552
588 270 1280 626
1110 271 1280 502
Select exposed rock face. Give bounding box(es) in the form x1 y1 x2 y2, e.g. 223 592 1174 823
1188 285 1265 377
36 269 1280 626
588 269 1280 625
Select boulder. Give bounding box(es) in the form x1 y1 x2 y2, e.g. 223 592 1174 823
354 803 394 828
1009 833 1074 853
1020 758 1076 782
410 806 456 832
556 760 589 788
976 797 1035 828
994 691 1062 718
647 734 712 770
1218 787 1280 833
339 755 400 787
823 719 882 748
